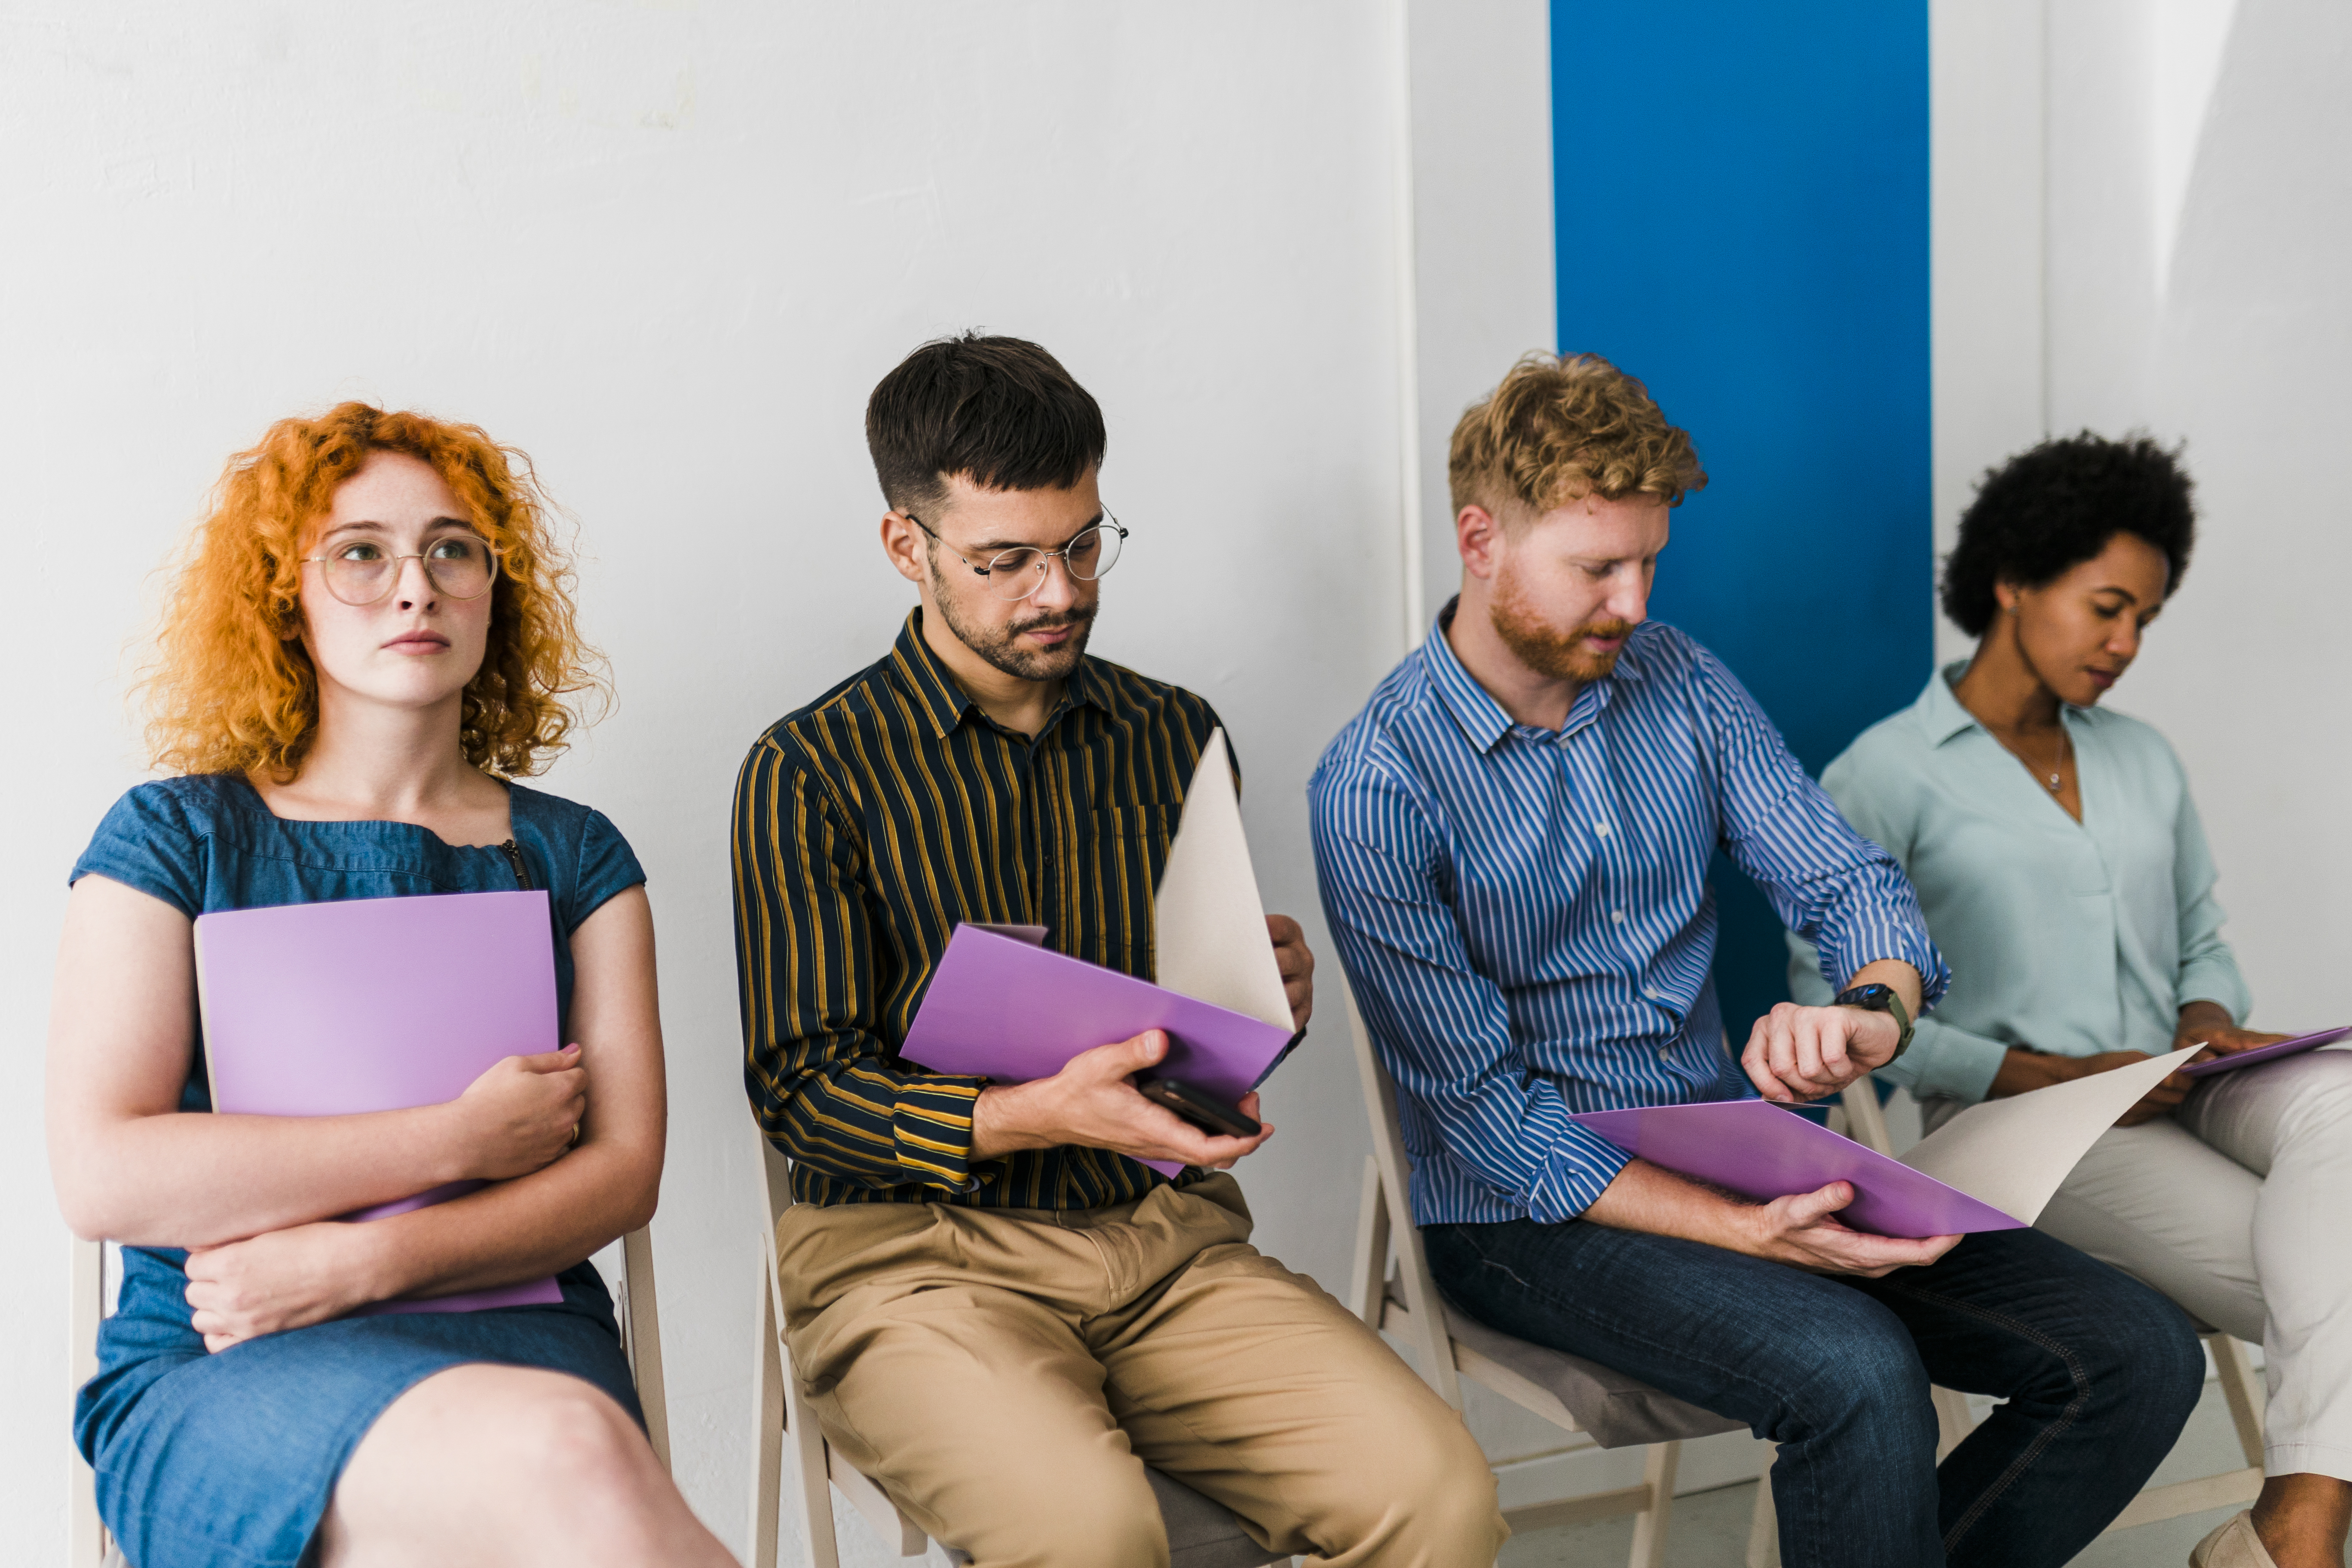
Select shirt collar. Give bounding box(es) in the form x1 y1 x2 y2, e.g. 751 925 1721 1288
1917 659 2087 747
1420 600 1516 752
1419 597 1641 754
888 609 1108 742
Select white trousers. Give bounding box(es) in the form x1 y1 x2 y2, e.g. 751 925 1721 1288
2016 1046 2352 1481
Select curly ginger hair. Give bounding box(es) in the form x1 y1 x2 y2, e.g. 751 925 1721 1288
1449 351 1707 521
141 402 606 782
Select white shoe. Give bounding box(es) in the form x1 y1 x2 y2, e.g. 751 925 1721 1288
2189 1511 2279 1568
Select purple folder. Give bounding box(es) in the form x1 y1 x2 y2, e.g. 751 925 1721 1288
2179 1026 2350 1078
194 890 566 1313
898 926 1298 1176
1568 1099 2024 1238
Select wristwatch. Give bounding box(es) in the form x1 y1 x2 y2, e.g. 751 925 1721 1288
1834 983 1914 1060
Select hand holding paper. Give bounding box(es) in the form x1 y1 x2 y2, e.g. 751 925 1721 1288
1571 1047 2205 1240
1898 1046 2204 1222
903 728 1299 1175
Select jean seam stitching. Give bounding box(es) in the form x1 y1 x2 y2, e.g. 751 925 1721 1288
1445 1237 1883 1568
1872 1278 2095 1553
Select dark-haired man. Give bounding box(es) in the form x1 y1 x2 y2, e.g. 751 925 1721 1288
733 334 1504 1567
1309 353 2204 1568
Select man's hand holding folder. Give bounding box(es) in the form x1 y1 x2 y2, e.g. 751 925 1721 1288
904 730 1311 1176
971 1028 1276 1173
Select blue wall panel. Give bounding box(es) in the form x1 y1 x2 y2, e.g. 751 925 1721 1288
1549 0 1932 1034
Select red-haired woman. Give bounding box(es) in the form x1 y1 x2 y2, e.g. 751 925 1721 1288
46 406 732 1567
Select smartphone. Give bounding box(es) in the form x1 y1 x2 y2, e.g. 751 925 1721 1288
1134 1076 1262 1139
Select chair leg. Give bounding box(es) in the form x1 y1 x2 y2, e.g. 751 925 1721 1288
1932 1385 1976 1460
750 1239 787 1568
2211 1333 2267 1469
1626 1440 1679 1568
761 1233 842 1568
1746 1461 1780 1568
1348 1156 1389 1328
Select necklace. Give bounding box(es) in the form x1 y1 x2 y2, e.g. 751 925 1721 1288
2042 723 2069 793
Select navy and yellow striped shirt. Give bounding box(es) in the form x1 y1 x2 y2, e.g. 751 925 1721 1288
732 611 1224 1209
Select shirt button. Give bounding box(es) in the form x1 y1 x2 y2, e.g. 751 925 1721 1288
1595 822 1613 838
1642 988 1661 1001
1611 910 1626 924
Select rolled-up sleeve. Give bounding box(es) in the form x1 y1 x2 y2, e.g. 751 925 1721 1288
1696 649 1949 1006
1310 750 1630 1222
732 736 992 1195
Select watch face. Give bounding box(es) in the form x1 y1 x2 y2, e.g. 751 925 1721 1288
1840 984 1893 1009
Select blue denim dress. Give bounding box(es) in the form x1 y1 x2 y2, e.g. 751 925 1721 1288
68 775 649 1568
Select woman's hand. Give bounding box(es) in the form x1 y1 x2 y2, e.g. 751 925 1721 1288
1990 1046 2193 1126
185 1221 386 1352
444 1045 587 1181
2174 999 2291 1060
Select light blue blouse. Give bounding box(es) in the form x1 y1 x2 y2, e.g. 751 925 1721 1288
1787 664 2250 1104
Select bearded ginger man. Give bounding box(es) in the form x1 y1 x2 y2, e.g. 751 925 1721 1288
1307 353 2203 1568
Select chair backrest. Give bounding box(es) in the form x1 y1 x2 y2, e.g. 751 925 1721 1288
69 1225 672 1566
614 1227 671 1472
1343 989 1463 1409
70 1237 107 1568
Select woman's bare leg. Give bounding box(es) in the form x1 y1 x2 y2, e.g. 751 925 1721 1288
2252 1473 2352 1568
313 1364 735 1568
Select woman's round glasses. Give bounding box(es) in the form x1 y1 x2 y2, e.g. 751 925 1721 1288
905 511 1127 601
301 536 499 607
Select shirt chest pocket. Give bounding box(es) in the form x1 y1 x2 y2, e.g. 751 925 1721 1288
1075 804 1180 975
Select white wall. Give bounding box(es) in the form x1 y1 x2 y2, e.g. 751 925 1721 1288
1402 0 1557 638
1931 0 2349 1030
0 5 1424 1560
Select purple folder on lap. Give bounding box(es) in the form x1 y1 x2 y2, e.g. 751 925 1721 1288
899 926 1298 1177
1568 1100 2024 1238
194 890 567 1313
2178 1026 2350 1078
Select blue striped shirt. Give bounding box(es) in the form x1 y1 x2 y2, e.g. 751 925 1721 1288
1308 608 1949 1227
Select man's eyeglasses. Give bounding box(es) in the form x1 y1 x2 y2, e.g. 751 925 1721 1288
904 511 1127 602
300 536 499 607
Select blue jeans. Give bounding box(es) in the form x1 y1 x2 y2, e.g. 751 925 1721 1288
1424 1222 2202 1568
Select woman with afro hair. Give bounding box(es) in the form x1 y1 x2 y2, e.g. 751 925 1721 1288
1788 432 2352 1568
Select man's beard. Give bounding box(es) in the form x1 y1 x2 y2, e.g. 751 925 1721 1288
1489 569 1631 683
933 577 1097 683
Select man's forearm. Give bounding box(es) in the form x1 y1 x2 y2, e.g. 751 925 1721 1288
1580 1158 1760 1253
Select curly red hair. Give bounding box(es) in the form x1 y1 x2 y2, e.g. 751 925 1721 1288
141 403 606 781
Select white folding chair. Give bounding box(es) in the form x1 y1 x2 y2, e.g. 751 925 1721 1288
68 1227 673 1568
1342 990 1758 1568
1830 1078 2268 1540
746 1127 1295 1568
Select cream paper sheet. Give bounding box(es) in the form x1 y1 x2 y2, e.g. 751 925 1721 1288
1897 1045 2204 1224
1150 728 1294 1032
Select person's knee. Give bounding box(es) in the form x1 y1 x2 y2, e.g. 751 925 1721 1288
1774 1309 1938 1454
2083 1277 2205 1424
1315 1403 1506 1563
955 1470 1168 1568
501 1379 658 1512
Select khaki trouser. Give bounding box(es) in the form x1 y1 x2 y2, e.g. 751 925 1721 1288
775 1173 1506 1568
1925 1045 2352 1481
